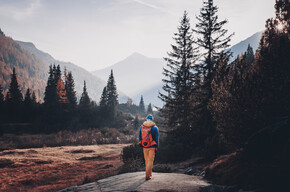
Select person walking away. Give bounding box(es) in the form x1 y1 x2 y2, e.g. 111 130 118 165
139 114 159 180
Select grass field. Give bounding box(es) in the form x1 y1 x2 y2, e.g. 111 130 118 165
0 144 130 192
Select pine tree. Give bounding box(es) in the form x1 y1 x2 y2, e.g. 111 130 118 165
252 0 290 125
44 65 57 105
31 91 37 104
147 103 153 114
6 68 23 104
0 85 4 105
192 0 233 143
99 86 108 109
139 95 145 114
65 72 77 107
194 0 234 90
159 11 198 134
24 88 32 105
106 70 118 120
79 81 90 108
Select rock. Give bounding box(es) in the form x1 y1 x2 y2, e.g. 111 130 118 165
58 172 210 192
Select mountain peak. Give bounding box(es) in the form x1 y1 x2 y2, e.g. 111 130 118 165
128 52 147 59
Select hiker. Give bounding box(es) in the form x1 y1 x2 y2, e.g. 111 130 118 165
139 114 159 180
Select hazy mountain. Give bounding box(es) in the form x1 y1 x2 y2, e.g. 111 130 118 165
229 31 263 61
16 40 128 103
93 31 263 107
0 31 48 101
92 52 165 99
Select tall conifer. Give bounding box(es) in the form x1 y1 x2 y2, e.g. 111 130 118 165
139 95 145 114
6 68 23 104
79 81 90 108
106 70 118 120
65 72 77 107
159 11 198 133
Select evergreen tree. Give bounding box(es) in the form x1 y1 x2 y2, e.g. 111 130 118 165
31 91 37 104
24 88 32 105
44 65 57 105
106 70 118 120
252 0 290 125
147 103 153 114
192 0 233 144
79 81 90 108
99 86 108 109
6 68 23 104
0 85 4 105
159 11 198 135
139 95 145 114
65 72 77 107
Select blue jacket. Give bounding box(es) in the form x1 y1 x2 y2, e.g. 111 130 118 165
139 120 159 148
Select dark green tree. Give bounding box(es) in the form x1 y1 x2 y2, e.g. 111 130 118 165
159 11 198 135
31 91 37 104
106 70 118 120
99 86 108 109
147 103 153 114
24 88 32 105
139 95 145 114
6 68 23 104
0 85 4 105
79 81 91 108
44 65 57 105
192 0 233 145
65 71 77 108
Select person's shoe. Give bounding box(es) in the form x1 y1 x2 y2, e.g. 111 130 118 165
145 177 151 180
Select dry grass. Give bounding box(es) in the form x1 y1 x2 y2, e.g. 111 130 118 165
0 144 130 192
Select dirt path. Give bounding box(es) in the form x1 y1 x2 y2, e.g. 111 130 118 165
0 144 129 192
59 172 210 192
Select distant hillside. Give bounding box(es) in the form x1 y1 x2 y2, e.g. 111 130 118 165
95 32 263 107
16 40 128 102
92 52 165 105
229 31 263 61
0 31 48 101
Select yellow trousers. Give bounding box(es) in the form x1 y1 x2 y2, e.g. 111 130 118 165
143 148 156 179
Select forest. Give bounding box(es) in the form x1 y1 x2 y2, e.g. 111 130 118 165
0 0 289 191
122 0 289 191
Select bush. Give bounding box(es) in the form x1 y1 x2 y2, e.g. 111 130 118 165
121 143 144 163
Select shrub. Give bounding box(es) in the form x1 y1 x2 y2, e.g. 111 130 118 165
152 164 171 173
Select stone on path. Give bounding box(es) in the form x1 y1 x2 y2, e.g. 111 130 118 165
58 172 210 192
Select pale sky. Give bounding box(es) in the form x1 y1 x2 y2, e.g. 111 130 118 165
0 0 275 71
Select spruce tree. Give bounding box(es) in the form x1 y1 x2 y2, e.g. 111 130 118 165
6 68 23 104
24 88 32 105
65 72 77 107
44 65 57 105
99 86 108 109
139 95 145 114
194 0 234 90
192 0 233 143
31 91 37 104
0 85 4 105
106 70 118 120
159 11 198 134
147 103 153 114
79 81 90 108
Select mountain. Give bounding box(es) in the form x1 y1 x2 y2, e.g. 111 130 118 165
15 40 128 103
0 31 48 100
92 52 165 101
229 31 263 61
92 32 263 108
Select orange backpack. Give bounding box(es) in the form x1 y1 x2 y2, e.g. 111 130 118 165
139 125 157 148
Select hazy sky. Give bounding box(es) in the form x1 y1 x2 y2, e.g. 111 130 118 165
0 0 275 71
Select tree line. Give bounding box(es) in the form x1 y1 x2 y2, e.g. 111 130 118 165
0 66 127 134
159 0 289 160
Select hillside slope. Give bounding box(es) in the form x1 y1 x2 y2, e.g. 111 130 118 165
16 40 127 102
0 31 48 100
